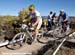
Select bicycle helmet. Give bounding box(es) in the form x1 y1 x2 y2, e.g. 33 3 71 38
60 9 64 12
29 4 35 11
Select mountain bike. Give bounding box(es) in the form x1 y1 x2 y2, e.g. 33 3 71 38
6 23 34 50
37 19 69 44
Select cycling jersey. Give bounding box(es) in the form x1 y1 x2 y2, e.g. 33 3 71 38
29 10 42 29
30 12 37 23
59 13 68 21
30 10 42 23
48 14 53 21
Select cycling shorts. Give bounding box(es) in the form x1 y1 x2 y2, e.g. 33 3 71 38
36 19 42 30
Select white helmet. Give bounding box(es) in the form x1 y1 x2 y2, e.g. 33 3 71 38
60 9 64 12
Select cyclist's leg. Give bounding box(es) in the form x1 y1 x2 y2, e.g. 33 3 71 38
64 21 68 32
47 21 52 31
61 21 65 33
62 21 68 33
33 21 42 41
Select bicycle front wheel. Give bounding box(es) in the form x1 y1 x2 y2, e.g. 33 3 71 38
6 32 27 50
37 33 52 44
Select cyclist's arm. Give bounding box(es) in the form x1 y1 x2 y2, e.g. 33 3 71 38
64 18 68 22
32 16 40 26
65 16 68 21
23 15 31 22
64 14 69 21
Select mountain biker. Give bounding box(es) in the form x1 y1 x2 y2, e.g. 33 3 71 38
58 10 69 33
28 4 42 42
47 11 54 30
52 12 59 27
47 11 57 30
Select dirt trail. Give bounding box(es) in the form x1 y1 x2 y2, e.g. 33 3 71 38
0 42 46 55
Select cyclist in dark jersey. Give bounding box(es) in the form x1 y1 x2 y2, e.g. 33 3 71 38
47 12 57 30
47 11 53 30
58 10 69 32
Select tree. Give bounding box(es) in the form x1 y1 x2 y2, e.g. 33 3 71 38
4 16 16 25
18 8 32 24
0 15 17 40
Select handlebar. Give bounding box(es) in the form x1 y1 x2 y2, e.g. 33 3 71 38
21 23 34 32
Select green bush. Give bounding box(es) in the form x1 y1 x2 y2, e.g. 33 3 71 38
18 8 32 24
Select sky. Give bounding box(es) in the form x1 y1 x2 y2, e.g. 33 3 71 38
0 0 75 16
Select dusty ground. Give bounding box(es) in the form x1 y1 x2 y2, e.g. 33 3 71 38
0 42 46 55
0 29 75 55
0 38 75 55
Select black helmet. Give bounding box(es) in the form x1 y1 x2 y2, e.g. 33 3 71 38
50 11 53 14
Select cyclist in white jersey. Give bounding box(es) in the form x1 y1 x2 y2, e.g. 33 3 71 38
28 4 42 41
